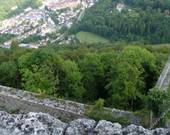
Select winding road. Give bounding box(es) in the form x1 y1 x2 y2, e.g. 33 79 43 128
156 55 170 90
150 55 170 128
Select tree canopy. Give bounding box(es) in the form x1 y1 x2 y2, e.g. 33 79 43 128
71 0 170 44
0 44 169 111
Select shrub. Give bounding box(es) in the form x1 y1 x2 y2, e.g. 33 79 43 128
85 99 130 126
135 109 150 127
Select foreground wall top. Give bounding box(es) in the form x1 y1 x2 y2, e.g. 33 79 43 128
0 85 139 124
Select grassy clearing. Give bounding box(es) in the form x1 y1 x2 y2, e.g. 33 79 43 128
76 31 110 44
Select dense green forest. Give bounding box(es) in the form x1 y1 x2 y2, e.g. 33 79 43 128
0 43 170 112
71 0 170 44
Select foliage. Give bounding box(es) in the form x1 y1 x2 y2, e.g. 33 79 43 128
0 34 15 44
21 35 43 44
85 99 130 125
135 109 150 127
0 61 17 87
148 87 170 117
49 54 85 99
107 46 157 110
166 112 170 119
18 49 85 99
93 98 105 111
79 53 104 101
71 0 170 44
0 44 170 111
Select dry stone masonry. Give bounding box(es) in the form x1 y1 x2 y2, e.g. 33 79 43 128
0 111 169 135
0 85 139 124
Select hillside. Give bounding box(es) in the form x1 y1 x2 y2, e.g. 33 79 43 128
71 0 170 44
0 0 41 20
0 0 97 48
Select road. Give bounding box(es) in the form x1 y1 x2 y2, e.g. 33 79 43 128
151 55 170 128
156 55 170 90
77 8 85 22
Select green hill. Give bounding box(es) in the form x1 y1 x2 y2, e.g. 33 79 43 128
0 0 41 20
71 0 170 44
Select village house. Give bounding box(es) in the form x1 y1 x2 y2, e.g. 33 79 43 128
116 3 125 12
43 0 80 10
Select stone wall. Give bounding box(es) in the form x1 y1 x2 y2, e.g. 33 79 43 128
0 85 139 124
0 111 169 135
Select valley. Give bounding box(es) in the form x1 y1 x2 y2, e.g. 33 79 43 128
0 0 97 48
0 0 170 133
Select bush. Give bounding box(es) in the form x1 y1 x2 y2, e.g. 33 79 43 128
148 87 170 117
135 109 150 127
85 99 130 126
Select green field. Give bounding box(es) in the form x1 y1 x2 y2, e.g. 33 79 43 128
76 32 110 44
0 0 41 20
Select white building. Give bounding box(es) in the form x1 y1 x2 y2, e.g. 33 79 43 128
116 3 125 12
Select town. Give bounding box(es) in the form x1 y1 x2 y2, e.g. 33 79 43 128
0 0 97 49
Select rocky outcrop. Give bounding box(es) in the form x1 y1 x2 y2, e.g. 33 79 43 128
122 124 152 135
0 111 169 135
94 120 122 135
0 111 67 135
152 128 170 135
65 118 96 135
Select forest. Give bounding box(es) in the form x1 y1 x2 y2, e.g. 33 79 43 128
0 43 170 116
71 0 170 44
